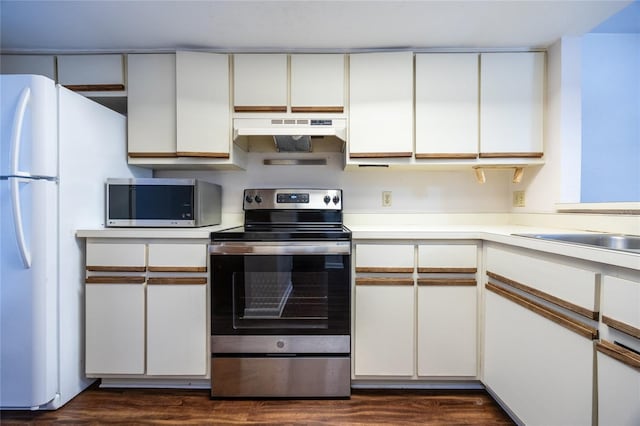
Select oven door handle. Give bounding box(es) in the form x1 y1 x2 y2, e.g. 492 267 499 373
209 241 351 255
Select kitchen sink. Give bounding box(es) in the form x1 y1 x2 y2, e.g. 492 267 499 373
512 233 640 254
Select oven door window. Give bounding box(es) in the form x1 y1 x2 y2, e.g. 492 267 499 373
212 253 350 335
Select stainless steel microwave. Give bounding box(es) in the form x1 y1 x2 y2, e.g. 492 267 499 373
106 178 222 227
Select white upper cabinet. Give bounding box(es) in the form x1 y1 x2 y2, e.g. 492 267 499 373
57 54 125 90
480 52 544 158
127 53 176 156
0 54 56 80
290 54 345 112
348 51 414 158
415 53 479 159
176 51 230 157
233 54 287 112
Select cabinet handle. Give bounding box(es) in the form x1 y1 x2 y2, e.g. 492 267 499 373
602 315 640 340
418 278 476 286
356 267 413 273
349 152 413 159
356 277 414 286
175 152 230 159
415 153 478 159
147 266 207 273
147 277 207 285
291 106 344 113
418 267 477 274
85 276 145 284
63 84 125 92
487 271 598 320
234 106 287 113
128 152 177 158
486 282 598 340
479 152 543 158
87 266 146 272
596 340 640 371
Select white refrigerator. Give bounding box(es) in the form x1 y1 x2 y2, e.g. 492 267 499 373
0 74 150 409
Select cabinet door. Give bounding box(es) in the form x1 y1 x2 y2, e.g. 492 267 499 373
86 242 146 271
484 289 594 425
233 54 287 112
147 281 207 375
127 54 176 156
415 53 478 159
290 54 344 112
480 52 544 158
0 54 56 80
57 54 125 90
417 285 476 376
597 344 640 426
176 51 230 158
85 281 145 375
601 275 640 336
349 52 413 158
354 284 414 376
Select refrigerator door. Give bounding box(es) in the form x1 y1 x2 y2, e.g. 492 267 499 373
0 177 58 409
0 75 57 179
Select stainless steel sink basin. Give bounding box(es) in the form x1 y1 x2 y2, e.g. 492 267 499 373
513 233 640 254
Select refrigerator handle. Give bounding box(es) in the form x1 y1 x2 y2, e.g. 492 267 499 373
9 177 31 268
10 87 31 177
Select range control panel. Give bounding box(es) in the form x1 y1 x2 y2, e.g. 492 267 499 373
243 189 342 210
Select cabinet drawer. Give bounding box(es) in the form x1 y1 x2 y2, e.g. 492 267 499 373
602 276 640 338
486 247 598 318
418 244 477 272
86 242 146 271
355 244 414 272
233 54 287 110
148 243 207 272
57 54 124 89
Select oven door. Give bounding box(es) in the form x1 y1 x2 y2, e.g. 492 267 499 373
210 240 351 336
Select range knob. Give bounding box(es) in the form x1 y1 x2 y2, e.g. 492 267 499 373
323 195 331 204
245 195 253 203
333 195 340 204
254 195 263 203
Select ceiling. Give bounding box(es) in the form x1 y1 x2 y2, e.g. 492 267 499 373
0 0 636 53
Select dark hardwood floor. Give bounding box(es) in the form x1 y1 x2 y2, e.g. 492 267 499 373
1 384 514 425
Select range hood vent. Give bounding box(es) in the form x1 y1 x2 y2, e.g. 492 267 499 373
233 118 347 153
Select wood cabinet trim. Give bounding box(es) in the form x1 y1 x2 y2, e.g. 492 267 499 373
86 276 145 284
487 271 598 320
147 266 207 273
234 106 287 113
356 277 414 286
418 278 477 287
175 152 230 159
349 152 413 159
418 267 477 274
87 266 146 272
291 106 344 113
415 153 478 160
486 282 598 340
479 152 543 159
128 152 177 158
602 315 640 340
147 277 207 285
64 84 125 92
596 340 640 371
356 267 414 274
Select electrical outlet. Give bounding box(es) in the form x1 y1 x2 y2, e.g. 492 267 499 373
382 191 392 207
513 190 526 207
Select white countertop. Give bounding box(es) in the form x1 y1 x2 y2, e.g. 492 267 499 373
77 222 640 271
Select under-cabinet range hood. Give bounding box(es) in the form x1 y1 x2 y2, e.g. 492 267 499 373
233 117 347 152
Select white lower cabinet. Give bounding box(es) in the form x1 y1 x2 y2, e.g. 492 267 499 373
484 289 594 426
417 285 476 376
147 281 207 375
597 347 640 426
85 280 145 375
354 284 414 376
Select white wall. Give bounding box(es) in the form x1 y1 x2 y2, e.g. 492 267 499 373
157 152 513 214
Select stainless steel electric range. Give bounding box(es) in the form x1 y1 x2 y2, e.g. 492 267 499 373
209 189 351 398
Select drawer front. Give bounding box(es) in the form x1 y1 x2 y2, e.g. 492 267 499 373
86 242 146 270
148 243 207 271
486 246 597 314
418 244 477 269
602 275 640 337
355 244 414 270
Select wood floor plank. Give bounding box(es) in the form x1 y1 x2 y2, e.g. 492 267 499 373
0 384 514 425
